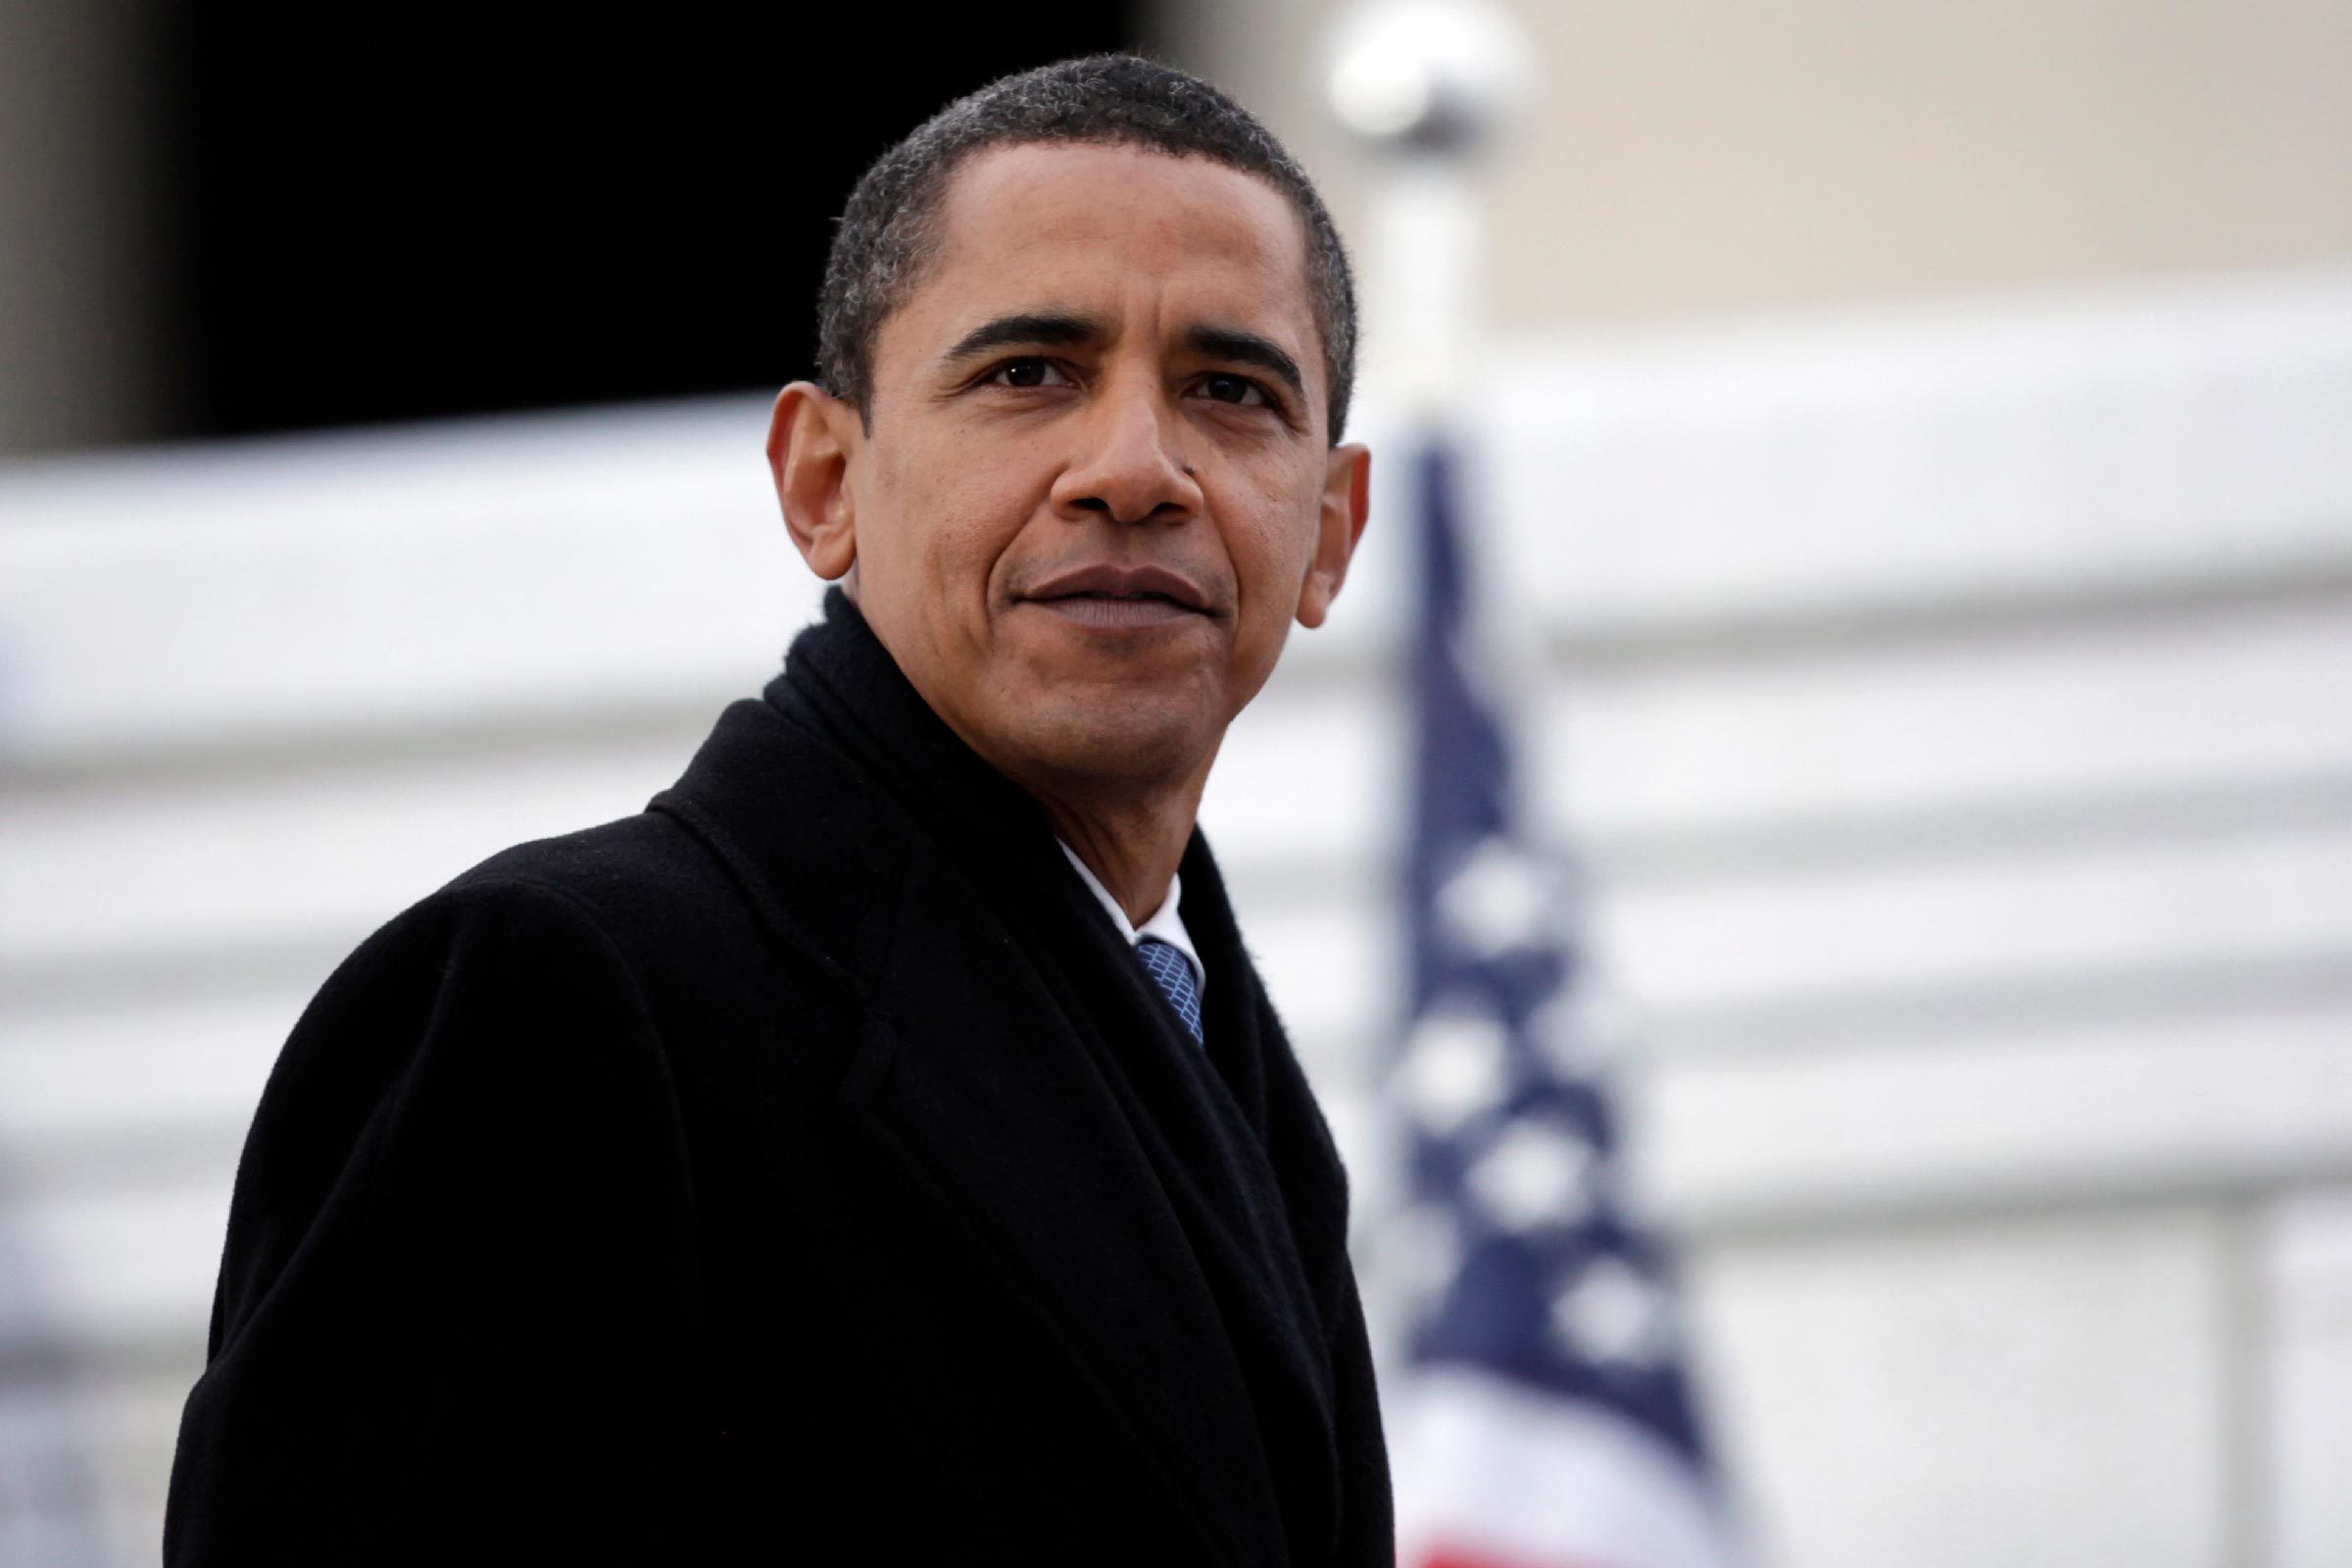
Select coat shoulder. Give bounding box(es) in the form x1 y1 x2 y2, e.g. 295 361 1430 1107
423 805 828 1001
446 808 728 939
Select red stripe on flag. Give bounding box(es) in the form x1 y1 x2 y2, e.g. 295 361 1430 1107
1420 1541 1609 1568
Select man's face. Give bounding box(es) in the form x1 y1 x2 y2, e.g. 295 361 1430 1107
776 142 1368 804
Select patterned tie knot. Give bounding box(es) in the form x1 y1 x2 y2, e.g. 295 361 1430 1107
1136 937 1204 1045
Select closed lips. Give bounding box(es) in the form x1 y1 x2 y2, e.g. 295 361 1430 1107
1020 564 1213 613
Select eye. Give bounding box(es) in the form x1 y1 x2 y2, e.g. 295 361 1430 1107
986 357 1072 389
1193 372 1270 408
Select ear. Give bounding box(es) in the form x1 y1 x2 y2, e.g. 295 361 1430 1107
1296 441 1371 629
767 381 862 581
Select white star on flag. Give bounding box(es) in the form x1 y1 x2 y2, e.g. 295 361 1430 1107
1436 836 1559 959
1467 1117 1598 1235
1549 1255 1679 1371
1397 1000 1513 1136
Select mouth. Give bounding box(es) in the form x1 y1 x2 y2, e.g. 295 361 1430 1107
1027 595 1200 630
1016 563 1215 629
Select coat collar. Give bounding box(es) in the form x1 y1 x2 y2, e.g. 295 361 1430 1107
650 591 1340 1565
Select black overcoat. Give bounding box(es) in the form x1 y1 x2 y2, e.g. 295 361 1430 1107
166 592 1393 1564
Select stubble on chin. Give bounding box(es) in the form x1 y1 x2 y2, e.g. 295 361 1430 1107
1002 684 1218 799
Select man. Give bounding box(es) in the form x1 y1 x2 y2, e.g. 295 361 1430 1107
167 54 1387 1564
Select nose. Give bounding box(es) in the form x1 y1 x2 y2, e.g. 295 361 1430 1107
1049 374 1204 525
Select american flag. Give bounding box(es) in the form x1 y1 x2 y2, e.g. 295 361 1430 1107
1385 435 1743 1568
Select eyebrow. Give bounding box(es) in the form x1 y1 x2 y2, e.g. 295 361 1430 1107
940 312 1106 368
938 312 1309 408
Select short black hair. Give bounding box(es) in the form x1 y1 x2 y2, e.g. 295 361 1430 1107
816 54 1359 443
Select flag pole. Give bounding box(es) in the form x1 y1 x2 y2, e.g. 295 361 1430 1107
1324 0 1540 1026
1324 0 1532 424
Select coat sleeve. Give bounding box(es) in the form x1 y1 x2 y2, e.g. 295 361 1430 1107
1262 1004 1399 1565
165 877 702 1566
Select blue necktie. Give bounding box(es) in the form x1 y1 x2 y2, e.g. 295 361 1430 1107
1136 937 1204 1045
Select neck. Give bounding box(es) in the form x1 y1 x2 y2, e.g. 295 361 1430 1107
1032 772 1206 927
819 590 1211 923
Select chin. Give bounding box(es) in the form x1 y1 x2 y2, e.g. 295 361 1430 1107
1012 690 1216 792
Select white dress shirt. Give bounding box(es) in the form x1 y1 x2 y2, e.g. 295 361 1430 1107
1056 841 1206 1001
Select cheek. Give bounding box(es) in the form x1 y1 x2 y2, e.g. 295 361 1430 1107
869 437 967 562
1221 474 1326 612
886 459 1041 612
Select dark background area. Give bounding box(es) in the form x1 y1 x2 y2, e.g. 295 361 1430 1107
160 6 1141 440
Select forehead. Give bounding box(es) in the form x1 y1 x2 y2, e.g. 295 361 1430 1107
898 141 1318 359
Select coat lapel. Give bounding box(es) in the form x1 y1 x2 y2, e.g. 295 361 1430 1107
838 847 1280 1568
656 692 1282 1566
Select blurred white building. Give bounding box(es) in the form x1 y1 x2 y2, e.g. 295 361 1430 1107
4 2 2352 1563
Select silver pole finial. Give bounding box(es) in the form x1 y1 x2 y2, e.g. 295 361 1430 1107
1322 1 1537 416
1324 0 1536 165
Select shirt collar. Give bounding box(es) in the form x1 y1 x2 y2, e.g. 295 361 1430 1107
1055 841 1206 998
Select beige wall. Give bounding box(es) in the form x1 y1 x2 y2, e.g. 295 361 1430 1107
0 0 162 457
20 1 2345 456
1158 0 2352 327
